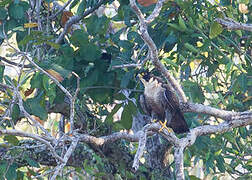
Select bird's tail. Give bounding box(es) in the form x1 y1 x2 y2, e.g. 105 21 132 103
170 110 189 134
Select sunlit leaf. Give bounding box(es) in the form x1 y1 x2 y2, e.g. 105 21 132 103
24 23 38 28
4 135 19 146
209 21 223 39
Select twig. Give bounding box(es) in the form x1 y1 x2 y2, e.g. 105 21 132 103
132 126 148 170
145 0 166 23
55 0 108 44
0 56 32 68
49 0 73 20
69 72 80 133
15 88 53 139
51 136 79 179
0 129 64 162
111 63 141 69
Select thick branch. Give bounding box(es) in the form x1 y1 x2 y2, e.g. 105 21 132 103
174 146 185 180
129 0 187 102
181 102 236 120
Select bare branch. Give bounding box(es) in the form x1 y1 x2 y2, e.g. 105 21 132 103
0 56 32 68
216 17 252 32
0 129 64 162
69 72 80 133
49 0 73 20
129 0 187 102
15 87 53 138
51 136 79 179
145 0 166 23
111 63 141 69
132 130 147 170
181 102 236 120
174 146 185 180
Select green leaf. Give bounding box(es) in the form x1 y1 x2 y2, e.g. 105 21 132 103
47 84 56 104
0 161 7 176
215 155 226 172
45 41 60 49
24 156 40 168
0 0 12 6
120 71 134 88
86 15 108 36
235 30 242 37
189 175 201 180
105 103 123 124
79 43 101 62
30 72 43 88
118 40 134 50
4 135 19 146
167 23 183 31
120 101 136 130
51 64 71 78
178 15 187 31
80 69 99 87
164 33 177 52
70 0 80 9
0 65 5 83
11 104 20 124
184 43 198 53
8 3 24 20
183 81 204 103
42 75 49 92
162 58 179 68
5 163 18 180
238 73 247 91
70 29 88 47
19 31 44 46
209 21 223 39
0 8 7 20
25 97 48 120
77 0 86 16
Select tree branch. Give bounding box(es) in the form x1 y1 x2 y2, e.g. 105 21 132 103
55 0 108 44
129 0 187 102
216 17 252 32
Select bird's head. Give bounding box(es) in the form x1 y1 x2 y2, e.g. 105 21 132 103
138 72 162 92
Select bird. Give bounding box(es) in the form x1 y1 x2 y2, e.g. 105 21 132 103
138 72 189 134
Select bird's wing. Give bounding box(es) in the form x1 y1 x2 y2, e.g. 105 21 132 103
162 86 180 113
162 86 189 134
139 94 152 116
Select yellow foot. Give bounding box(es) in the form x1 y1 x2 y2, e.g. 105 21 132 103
152 119 157 123
159 120 173 133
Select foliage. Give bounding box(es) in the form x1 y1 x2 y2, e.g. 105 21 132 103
0 0 251 179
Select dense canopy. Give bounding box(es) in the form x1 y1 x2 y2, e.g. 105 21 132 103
0 0 251 179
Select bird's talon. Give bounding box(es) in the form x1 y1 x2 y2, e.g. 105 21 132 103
158 120 173 133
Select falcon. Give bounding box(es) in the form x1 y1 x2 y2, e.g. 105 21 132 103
138 73 189 134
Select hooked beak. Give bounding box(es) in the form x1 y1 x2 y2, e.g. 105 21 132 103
138 74 147 86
